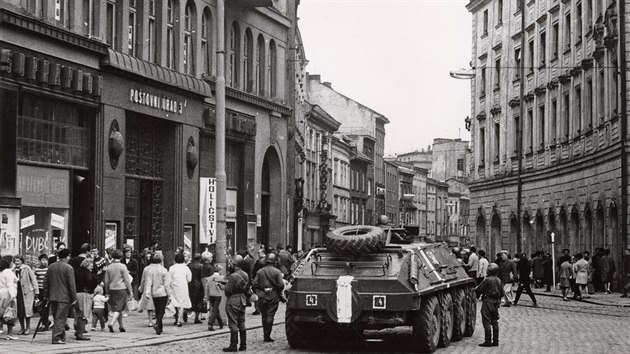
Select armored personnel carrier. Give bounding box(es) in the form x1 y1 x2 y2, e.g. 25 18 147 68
285 225 476 353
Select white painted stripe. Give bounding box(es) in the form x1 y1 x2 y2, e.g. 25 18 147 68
336 275 354 323
419 250 444 282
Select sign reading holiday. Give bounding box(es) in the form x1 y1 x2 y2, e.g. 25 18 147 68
199 177 216 244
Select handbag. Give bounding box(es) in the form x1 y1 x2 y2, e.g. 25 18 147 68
127 297 139 311
3 302 16 326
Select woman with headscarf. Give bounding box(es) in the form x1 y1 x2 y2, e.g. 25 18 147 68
0 255 18 340
169 253 192 326
13 255 38 335
104 249 133 332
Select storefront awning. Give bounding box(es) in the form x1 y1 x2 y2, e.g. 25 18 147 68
102 49 212 97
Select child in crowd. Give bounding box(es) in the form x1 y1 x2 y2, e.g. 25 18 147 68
34 254 50 331
92 286 109 331
475 262 504 347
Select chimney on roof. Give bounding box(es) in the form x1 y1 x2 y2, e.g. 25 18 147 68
309 74 321 82
323 81 332 88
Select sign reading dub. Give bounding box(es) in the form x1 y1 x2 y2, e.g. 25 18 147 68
129 88 184 114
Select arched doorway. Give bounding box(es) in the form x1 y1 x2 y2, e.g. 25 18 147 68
522 211 532 257
475 209 486 252
583 205 592 254
261 147 283 250
608 201 618 250
509 214 518 254
535 210 544 254
594 202 605 250
490 210 502 258
559 207 568 252
547 209 556 254
569 206 580 253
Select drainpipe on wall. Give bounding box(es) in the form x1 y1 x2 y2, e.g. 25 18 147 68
516 0 525 254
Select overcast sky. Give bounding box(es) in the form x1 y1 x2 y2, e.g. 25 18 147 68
297 0 472 156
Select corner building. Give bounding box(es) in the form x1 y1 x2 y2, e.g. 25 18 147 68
0 0 297 264
466 0 628 288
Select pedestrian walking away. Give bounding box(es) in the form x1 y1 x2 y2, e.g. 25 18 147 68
203 264 225 331
104 249 133 333
222 256 249 352
169 253 192 327
475 262 504 347
253 253 285 343
498 251 517 306
187 253 205 323
144 253 172 335
477 250 489 285
513 253 537 307
42 248 81 344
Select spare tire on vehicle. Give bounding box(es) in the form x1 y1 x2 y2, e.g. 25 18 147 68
325 225 386 257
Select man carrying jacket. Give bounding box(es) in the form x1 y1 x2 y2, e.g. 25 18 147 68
253 253 285 343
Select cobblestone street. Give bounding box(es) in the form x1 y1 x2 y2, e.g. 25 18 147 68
110 291 630 354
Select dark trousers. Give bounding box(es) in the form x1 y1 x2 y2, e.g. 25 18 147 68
514 282 537 305
258 298 279 325
38 292 50 327
152 296 168 332
570 279 581 298
92 308 106 329
207 296 223 327
50 301 70 342
480 299 500 343
225 300 245 332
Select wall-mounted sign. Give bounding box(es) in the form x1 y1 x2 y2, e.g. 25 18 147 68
200 177 216 244
184 225 193 252
105 222 118 251
17 165 70 208
129 88 184 114
50 213 65 229
20 215 35 229
227 190 237 219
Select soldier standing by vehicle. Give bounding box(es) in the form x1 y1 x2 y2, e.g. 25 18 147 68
475 263 504 347
222 257 249 352
253 253 285 343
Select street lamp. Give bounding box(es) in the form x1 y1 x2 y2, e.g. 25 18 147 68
449 68 475 80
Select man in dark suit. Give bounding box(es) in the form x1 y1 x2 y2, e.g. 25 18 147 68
43 248 88 344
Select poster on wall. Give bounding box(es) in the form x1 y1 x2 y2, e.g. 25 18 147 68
0 209 20 257
23 229 49 267
199 177 216 244
105 222 118 251
183 225 193 252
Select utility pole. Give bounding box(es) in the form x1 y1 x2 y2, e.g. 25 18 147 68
516 0 525 254
215 0 227 268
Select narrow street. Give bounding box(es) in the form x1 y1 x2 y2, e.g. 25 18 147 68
112 292 630 354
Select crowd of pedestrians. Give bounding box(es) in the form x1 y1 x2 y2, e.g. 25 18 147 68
0 240 296 350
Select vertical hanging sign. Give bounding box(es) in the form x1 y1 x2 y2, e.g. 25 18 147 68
200 177 217 244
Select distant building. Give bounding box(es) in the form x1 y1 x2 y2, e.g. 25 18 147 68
384 161 400 224
331 134 353 229
431 138 471 183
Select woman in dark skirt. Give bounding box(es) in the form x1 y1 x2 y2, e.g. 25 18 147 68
104 249 133 333
187 254 205 323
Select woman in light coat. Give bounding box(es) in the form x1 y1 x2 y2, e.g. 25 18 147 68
144 253 172 335
0 255 18 340
138 251 156 327
13 255 38 335
573 253 589 300
169 253 192 326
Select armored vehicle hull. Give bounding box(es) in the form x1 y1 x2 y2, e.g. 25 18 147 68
285 240 476 353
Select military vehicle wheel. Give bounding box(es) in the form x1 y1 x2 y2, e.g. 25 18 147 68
464 286 476 337
451 289 467 341
413 295 441 353
438 292 454 347
286 309 320 348
326 225 386 257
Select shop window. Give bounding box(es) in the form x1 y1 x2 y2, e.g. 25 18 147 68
18 94 92 168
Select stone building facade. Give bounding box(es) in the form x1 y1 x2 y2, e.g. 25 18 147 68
466 0 628 285
0 0 297 264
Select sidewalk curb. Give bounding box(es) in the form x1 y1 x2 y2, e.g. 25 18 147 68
50 320 287 354
532 290 630 307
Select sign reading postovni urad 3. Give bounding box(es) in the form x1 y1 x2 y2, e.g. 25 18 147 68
200 178 217 244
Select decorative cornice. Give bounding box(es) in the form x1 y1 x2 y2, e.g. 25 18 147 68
570 66 582 77
558 72 572 83
523 92 535 102
207 80 292 116
534 86 547 96
509 98 520 107
476 112 487 121
490 106 501 116
581 58 594 69
546 79 559 90
0 8 108 55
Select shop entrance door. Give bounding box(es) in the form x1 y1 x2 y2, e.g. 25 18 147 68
124 178 162 251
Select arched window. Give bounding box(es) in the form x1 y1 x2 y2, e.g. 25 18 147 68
256 34 265 96
183 1 196 75
229 22 241 88
201 8 212 76
244 29 254 92
268 39 277 97
166 0 176 69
